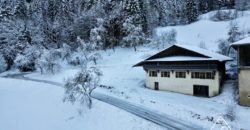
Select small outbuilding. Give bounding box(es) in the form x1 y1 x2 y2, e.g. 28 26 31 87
134 44 232 97
231 37 250 106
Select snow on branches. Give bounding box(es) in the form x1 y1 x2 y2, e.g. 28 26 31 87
63 67 102 109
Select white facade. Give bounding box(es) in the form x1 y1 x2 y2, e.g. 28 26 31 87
135 44 232 97
231 38 250 106
145 70 220 97
238 68 250 106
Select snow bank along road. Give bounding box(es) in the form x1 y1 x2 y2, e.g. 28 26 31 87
2 73 202 130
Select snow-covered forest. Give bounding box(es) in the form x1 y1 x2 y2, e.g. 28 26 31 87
1 0 249 73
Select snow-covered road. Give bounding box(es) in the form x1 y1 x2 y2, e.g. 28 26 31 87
92 92 202 130
2 73 202 130
3 73 64 86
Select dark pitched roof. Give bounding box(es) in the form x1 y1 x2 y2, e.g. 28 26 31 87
134 44 232 67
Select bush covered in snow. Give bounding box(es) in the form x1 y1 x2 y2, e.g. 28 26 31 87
14 55 35 72
67 52 87 67
14 45 41 72
63 67 102 109
36 49 61 74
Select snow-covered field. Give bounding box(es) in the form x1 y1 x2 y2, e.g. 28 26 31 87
95 47 250 130
0 78 164 130
157 10 250 51
1 10 250 130
20 45 250 129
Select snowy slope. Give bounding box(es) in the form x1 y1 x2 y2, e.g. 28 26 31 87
0 78 164 130
156 10 250 51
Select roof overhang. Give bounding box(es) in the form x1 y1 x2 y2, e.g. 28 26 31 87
231 43 250 49
230 37 250 49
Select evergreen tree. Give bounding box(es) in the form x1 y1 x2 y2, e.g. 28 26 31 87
14 0 28 20
197 0 209 13
185 0 198 24
236 0 250 11
47 0 60 22
0 0 13 19
0 54 7 73
121 18 146 51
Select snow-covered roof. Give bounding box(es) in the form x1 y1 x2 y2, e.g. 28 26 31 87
134 44 232 66
231 37 250 46
147 56 217 62
172 44 232 62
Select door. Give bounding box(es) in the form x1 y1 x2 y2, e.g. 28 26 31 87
193 85 209 97
154 82 159 90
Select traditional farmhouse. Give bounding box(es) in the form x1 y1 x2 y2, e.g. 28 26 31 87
134 44 232 97
231 37 250 106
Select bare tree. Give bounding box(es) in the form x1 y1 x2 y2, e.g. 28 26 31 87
63 67 102 109
228 21 242 43
36 49 61 74
217 39 229 56
154 29 177 49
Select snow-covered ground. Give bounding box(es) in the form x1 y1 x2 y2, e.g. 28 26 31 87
95 47 250 130
21 46 250 129
1 10 250 130
0 78 165 130
156 10 250 51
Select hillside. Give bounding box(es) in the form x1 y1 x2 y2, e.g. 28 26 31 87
156 10 250 51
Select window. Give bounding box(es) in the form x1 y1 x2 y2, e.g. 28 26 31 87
149 71 157 77
206 72 215 79
191 72 198 78
191 72 215 79
200 72 206 79
161 71 170 77
176 72 186 78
